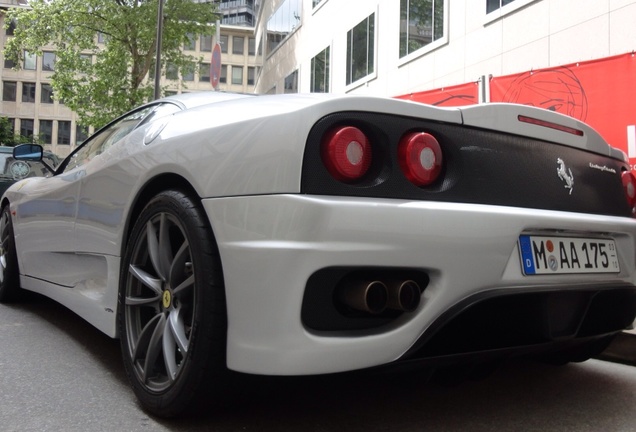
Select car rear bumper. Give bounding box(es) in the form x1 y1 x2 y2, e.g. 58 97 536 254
202 194 636 375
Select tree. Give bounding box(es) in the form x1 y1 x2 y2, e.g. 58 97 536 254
0 116 38 146
3 0 218 129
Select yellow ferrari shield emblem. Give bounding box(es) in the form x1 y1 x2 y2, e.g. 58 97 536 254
162 290 171 308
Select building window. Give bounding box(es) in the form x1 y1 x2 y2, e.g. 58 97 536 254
182 63 195 82
311 46 330 93
487 0 517 13
200 34 212 52
400 0 445 58
2 81 17 101
39 120 53 144
220 35 228 53
247 67 255 85
199 63 210 83
231 66 243 85
80 53 93 65
233 36 244 55
23 51 36 70
6 19 16 36
346 13 375 86
22 82 36 103
248 37 256 55
220 65 227 84
58 121 71 145
266 0 302 55
20 119 34 139
166 63 178 80
42 52 56 71
2 117 15 135
4 56 15 69
285 70 298 93
184 33 196 51
76 125 89 145
41 83 54 103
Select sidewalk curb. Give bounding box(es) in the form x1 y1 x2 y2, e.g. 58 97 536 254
597 332 636 366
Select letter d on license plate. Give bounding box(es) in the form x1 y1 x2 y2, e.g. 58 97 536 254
519 235 620 275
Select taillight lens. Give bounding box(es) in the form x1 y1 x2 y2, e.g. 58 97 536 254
398 132 443 186
321 126 372 182
622 171 636 215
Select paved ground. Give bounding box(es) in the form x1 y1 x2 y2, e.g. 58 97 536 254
1 295 636 432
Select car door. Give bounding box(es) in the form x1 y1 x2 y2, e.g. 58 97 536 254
13 154 86 284
74 102 182 257
15 103 181 286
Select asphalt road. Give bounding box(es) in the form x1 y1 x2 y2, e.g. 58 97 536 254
2 294 636 432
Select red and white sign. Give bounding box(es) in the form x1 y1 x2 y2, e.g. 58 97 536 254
210 43 222 90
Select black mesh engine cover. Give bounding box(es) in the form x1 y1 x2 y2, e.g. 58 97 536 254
300 112 631 217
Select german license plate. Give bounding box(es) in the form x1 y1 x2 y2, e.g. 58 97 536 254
519 235 620 275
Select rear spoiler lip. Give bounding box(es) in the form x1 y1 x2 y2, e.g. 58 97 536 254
458 103 621 161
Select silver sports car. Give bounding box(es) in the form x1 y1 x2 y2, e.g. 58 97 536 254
1 92 635 417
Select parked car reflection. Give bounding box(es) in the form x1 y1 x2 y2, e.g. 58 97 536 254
0 145 59 195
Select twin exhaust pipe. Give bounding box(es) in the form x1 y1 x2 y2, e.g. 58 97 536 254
338 279 422 314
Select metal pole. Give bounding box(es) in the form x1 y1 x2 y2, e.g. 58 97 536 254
153 0 165 100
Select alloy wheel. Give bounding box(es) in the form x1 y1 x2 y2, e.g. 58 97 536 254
124 211 195 392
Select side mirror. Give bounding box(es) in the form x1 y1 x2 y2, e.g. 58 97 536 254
13 144 43 161
13 144 55 175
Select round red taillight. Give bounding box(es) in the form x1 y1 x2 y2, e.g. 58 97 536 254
622 171 636 215
398 132 443 186
321 126 372 182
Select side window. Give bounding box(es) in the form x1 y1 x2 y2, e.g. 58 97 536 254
62 106 155 173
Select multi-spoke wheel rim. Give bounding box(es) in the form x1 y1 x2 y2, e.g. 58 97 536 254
124 212 195 392
0 210 10 285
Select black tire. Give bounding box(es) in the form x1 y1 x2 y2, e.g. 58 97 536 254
0 205 22 302
118 190 228 418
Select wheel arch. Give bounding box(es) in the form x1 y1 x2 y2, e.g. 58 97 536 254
117 173 228 335
121 173 202 256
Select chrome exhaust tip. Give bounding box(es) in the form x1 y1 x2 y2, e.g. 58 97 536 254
338 281 388 314
387 280 421 312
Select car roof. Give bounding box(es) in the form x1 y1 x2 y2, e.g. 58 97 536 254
160 91 255 111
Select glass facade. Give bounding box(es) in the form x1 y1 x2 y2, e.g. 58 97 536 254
266 0 302 55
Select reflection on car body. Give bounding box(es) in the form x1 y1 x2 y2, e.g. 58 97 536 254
0 145 59 196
